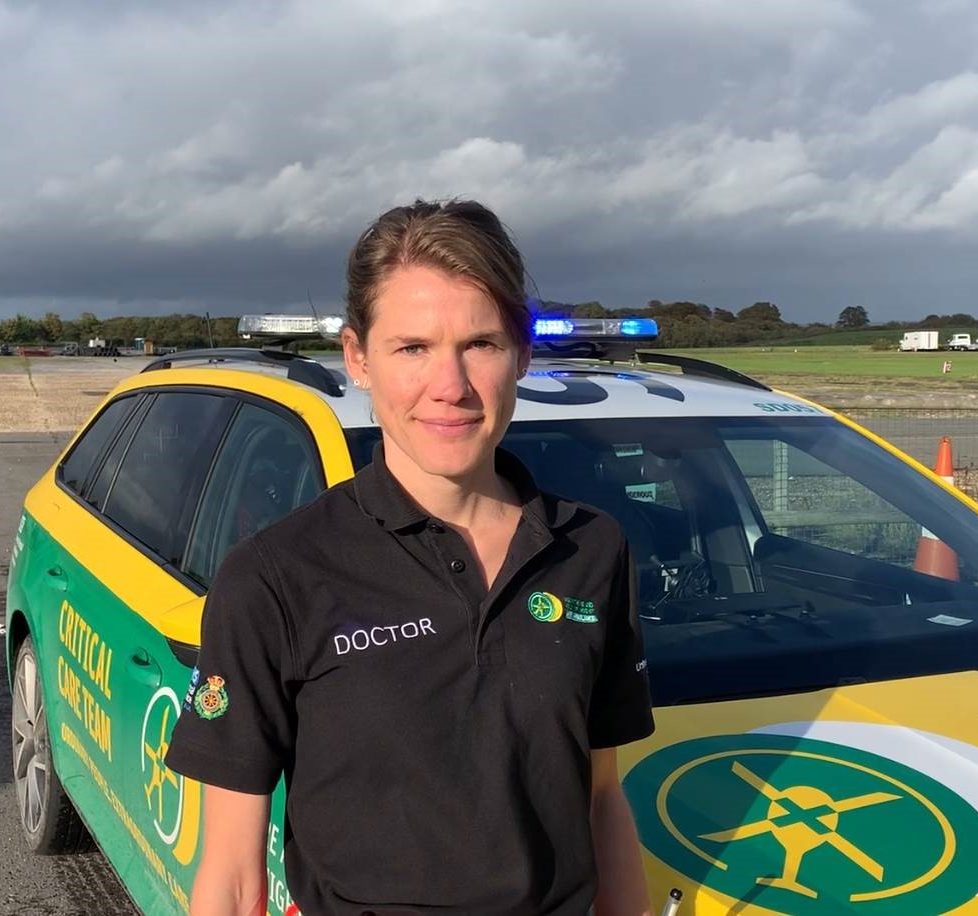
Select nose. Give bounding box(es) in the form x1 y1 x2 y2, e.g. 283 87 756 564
428 351 473 403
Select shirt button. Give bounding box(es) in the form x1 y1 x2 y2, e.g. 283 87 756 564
427 522 445 533
449 559 466 573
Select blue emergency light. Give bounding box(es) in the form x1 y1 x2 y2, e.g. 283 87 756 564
532 318 576 337
531 316 659 341
621 319 657 336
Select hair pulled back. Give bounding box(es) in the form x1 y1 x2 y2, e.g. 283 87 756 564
345 199 531 348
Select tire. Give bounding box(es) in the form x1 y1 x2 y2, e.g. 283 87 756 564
11 635 93 854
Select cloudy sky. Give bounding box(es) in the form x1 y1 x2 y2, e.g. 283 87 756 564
4 0 978 322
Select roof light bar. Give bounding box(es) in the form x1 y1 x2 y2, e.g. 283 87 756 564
532 316 658 341
238 314 345 339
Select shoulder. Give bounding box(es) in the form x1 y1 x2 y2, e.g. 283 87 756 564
541 490 627 553
216 478 362 585
253 477 360 551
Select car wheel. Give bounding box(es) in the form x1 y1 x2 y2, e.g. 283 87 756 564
12 635 93 854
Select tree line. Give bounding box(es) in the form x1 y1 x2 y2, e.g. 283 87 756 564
0 312 243 349
2 302 977 350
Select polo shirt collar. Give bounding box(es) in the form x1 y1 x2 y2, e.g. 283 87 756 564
353 441 578 532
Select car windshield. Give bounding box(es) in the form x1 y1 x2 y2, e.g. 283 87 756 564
345 416 978 706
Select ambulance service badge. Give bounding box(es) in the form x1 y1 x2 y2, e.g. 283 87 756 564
193 675 230 720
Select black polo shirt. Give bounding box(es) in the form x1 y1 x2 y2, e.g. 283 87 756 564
166 446 653 915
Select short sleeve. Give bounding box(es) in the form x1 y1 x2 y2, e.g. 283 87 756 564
587 538 654 749
165 536 296 794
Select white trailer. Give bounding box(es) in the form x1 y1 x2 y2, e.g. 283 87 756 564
899 331 939 351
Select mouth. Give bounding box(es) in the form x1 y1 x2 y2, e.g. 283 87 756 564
417 417 483 437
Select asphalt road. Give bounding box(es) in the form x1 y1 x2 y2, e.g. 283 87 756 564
0 433 138 916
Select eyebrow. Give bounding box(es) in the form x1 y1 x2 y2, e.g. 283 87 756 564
383 330 507 345
384 335 430 346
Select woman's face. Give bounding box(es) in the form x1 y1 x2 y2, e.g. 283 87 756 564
343 264 529 484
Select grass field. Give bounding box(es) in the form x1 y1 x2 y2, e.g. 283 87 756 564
767 327 977 347
647 346 978 381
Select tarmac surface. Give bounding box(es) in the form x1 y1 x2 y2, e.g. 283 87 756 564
0 432 138 915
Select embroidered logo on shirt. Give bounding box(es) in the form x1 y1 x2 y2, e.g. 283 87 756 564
564 596 599 624
528 591 564 622
193 675 229 720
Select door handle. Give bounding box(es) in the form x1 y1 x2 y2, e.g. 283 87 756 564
127 648 162 688
45 566 68 591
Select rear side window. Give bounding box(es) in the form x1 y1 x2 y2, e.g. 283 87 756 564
85 398 152 510
103 392 230 564
60 397 136 494
184 401 324 587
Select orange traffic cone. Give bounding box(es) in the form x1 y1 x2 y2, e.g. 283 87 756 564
913 436 959 580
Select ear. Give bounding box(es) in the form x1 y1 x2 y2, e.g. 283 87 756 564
516 343 532 379
342 327 368 387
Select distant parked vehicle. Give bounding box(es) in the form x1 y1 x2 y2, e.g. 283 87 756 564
947 333 978 351
899 330 939 351
61 340 121 357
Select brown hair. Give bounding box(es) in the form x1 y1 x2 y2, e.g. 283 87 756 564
345 199 531 347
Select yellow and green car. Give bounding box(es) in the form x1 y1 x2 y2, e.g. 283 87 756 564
7 318 978 914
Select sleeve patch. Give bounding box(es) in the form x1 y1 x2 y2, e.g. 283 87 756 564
192 674 230 720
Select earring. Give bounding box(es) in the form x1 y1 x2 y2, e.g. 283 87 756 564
353 379 361 387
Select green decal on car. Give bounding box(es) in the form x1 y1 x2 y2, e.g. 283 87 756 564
623 734 978 914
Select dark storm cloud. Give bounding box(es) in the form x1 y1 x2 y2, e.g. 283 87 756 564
4 0 978 322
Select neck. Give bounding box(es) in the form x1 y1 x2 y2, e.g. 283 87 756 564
383 442 517 529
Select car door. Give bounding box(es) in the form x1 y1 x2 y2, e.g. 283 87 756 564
60 389 233 911
16 395 142 862
131 394 327 916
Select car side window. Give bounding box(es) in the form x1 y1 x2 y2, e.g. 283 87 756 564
184 400 325 588
85 397 152 510
102 392 231 564
59 396 137 495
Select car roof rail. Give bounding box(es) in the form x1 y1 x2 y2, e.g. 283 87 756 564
141 347 347 397
635 351 770 391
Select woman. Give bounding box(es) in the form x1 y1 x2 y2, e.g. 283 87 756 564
166 199 654 915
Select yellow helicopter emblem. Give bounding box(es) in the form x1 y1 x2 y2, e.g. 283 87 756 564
700 761 901 899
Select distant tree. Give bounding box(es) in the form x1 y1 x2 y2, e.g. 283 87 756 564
2 314 41 343
212 317 240 346
39 311 63 342
76 311 102 341
571 301 606 318
713 308 736 323
103 316 137 347
737 302 782 325
920 313 975 328
647 301 711 321
836 305 869 328
534 299 574 315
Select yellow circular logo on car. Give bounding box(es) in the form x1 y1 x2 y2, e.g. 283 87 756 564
623 734 978 914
